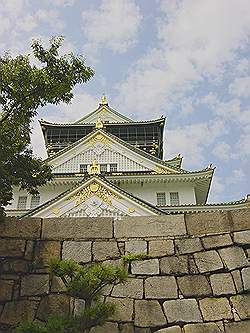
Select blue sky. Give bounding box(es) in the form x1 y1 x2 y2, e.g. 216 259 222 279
1 0 250 203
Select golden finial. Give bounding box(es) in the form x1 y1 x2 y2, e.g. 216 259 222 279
100 94 108 105
95 118 104 129
88 160 101 175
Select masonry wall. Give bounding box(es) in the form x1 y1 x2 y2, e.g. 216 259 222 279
0 210 249 333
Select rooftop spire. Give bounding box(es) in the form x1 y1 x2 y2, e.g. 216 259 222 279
100 94 108 105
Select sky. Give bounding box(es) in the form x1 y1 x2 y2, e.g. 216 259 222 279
1 0 250 203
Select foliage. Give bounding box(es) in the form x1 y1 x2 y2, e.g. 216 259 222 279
0 37 94 220
17 259 128 333
121 252 148 263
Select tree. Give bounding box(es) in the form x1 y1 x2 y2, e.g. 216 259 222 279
0 37 94 220
17 259 128 333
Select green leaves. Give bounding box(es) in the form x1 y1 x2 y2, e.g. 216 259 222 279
0 37 94 219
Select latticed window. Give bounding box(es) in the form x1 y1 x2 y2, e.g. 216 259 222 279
156 192 166 206
30 194 40 209
170 192 180 205
80 164 88 173
100 164 107 173
17 196 27 210
110 163 118 172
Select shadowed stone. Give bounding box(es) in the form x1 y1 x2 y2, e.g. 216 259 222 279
93 241 120 261
0 280 14 301
21 274 49 296
148 239 174 257
210 273 236 295
199 297 233 321
184 322 223 333
0 239 25 257
177 275 212 297
185 211 231 236
37 294 70 321
145 276 178 299
62 241 91 262
0 217 41 238
175 238 203 254
106 297 133 322
230 209 250 231
131 258 159 275
42 217 113 239
224 320 250 333
219 246 248 270
90 322 119 333
160 255 189 275
163 299 202 323
115 215 186 238
242 267 250 291
0 300 39 325
112 278 143 299
126 240 147 254
230 295 250 320
135 300 167 327
202 234 232 249
120 323 134 333
34 240 61 266
194 250 223 273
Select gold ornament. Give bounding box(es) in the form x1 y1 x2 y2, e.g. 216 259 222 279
87 133 110 145
128 207 135 213
88 160 101 175
100 94 107 105
95 118 104 129
51 207 60 215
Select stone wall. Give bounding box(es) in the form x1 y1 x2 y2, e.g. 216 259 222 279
0 210 249 333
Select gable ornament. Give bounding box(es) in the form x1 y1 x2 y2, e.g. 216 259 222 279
88 160 101 175
95 118 104 129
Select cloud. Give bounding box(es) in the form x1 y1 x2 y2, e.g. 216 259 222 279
212 142 232 161
226 168 245 185
165 120 225 167
115 0 250 117
229 76 250 98
81 0 142 54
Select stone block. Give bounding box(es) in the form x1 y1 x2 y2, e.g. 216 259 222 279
210 273 236 295
37 294 70 321
34 240 61 266
199 297 233 321
184 322 222 333
0 217 41 239
194 250 223 273
120 323 134 333
224 320 250 333
185 211 231 236
42 217 113 239
24 240 35 260
21 274 49 296
73 298 85 315
115 215 186 238
219 246 248 270
93 241 120 261
90 322 119 333
51 276 67 292
0 239 25 257
231 269 244 293
163 299 202 323
0 300 39 325
242 267 250 291
62 241 91 263
148 239 174 257
145 276 178 299
233 230 250 244
230 294 250 320
125 240 147 254
177 275 212 297
0 280 14 301
1 259 29 273
155 327 182 333
230 209 250 231
134 329 151 333
106 297 133 322
112 278 143 299
175 238 203 254
202 234 232 249
160 256 189 275
131 258 159 275
134 300 167 327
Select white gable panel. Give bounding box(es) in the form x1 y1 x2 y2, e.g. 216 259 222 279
53 147 150 173
76 106 131 124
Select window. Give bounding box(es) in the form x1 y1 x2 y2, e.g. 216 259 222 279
17 196 27 210
110 163 118 172
30 194 40 209
100 164 107 173
170 192 180 205
156 192 166 206
80 164 88 173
